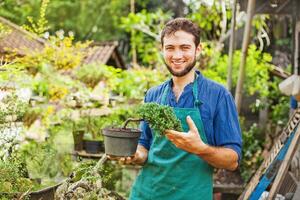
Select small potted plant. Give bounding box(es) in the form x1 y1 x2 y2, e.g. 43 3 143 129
102 118 142 157
70 117 88 152
102 103 182 157
70 116 105 154
83 132 104 154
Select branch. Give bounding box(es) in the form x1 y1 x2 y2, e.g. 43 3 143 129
218 12 246 45
132 24 160 42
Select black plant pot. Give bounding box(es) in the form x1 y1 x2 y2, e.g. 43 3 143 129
102 128 141 157
72 130 84 151
29 183 62 200
83 140 104 154
102 118 142 157
0 182 62 200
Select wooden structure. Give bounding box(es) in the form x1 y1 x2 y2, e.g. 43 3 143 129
235 1 300 199
238 0 300 75
239 0 300 15
0 17 125 69
0 16 45 56
84 41 126 69
238 108 300 199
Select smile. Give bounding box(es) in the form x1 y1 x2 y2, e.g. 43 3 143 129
172 61 185 65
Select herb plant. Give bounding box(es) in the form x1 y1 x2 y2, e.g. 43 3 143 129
137 102 182 136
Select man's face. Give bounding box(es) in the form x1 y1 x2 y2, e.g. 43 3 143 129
162 30 200 77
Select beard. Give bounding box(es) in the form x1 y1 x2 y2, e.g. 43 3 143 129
164 58 196 77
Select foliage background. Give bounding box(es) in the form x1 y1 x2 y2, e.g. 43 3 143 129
0 0 293 196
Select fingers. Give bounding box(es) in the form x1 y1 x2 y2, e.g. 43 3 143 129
107 155 118 160
119 157 134 165
165 129 181 136
186 116 197 132
107 155 135 165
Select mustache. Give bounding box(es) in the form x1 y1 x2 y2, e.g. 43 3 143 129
164 58 196 77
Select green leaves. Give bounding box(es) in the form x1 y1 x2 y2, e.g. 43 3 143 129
137 102 182 136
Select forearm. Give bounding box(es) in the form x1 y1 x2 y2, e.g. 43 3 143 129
197 145 239 171
134 144 149 165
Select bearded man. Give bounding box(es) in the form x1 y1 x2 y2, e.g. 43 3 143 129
114 18 242 200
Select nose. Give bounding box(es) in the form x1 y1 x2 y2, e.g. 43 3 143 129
172 50 183 59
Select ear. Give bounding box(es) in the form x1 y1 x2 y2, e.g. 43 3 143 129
196 43 202 57
160 45 164 57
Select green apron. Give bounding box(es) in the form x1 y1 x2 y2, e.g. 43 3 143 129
130 77 213 200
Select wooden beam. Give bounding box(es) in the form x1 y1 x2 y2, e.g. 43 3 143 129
269 66 290 79
235 0 256 113
227 0 237 91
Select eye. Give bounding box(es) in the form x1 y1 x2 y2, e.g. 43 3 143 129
165 46 174 51
181 46 190 51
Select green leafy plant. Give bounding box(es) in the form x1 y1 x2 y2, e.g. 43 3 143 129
114 67 166 99
0 157 33 194
0 93 28 124
0 22 11 39
120 9 171 66
75 63 122 89
73 160 121 190
55 156 124 199
19 140 73 179
137 102 182 136
23 0 50 36
240 123 264 181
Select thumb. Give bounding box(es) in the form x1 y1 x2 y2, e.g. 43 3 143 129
186 116 198 133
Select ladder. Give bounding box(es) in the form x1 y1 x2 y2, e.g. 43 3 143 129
239 108 300 200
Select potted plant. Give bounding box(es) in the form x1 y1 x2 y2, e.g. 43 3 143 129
0 138 66 200
102 103 182 157
102 118 142 157
70 116 105 154
83 132 104 154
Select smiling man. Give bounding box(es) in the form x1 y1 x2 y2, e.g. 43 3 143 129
116 18 242 200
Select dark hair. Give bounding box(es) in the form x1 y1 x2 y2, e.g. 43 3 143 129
160 18 201 47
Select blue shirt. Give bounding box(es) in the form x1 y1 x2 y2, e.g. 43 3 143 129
138 71 242 160
290 96 298 109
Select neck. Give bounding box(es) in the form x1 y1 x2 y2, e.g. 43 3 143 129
171 70 195 101
172 69 195 90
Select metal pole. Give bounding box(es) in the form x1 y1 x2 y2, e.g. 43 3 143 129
234 0 256 113
227 0 237 91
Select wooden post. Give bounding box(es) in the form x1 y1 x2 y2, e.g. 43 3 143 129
130 0 137 67
227 0 237 91
234 0 256 113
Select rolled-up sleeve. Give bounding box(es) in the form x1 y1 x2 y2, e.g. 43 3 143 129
138 121 153 150
214 92 242 162
138 91 153 150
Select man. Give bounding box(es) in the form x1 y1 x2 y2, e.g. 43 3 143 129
116 18 242 200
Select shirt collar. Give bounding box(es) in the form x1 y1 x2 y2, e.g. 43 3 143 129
167 70 203 88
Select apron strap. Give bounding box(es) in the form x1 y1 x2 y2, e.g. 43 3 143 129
161 83 169 105
161 73 202 108
192 74 202 108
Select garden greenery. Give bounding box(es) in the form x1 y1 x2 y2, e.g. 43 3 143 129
137 103 183 136
0 0 293 194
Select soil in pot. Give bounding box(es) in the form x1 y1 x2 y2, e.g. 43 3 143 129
102 127 141 157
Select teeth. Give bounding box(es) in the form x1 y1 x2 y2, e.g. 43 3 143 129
173 61 184 64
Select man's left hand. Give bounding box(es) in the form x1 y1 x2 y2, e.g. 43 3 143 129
165 115 208 154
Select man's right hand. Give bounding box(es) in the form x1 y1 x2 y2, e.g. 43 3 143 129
107 145 148 165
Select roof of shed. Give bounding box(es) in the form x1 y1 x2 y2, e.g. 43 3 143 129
0 17 125 68
0 16 46 55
